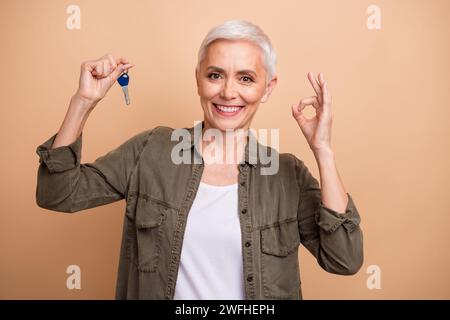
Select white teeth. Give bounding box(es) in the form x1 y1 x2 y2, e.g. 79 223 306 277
215 104 243 113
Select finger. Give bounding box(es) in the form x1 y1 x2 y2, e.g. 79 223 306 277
115 57 129 65
318 72 325 86
292 96 320 125
81 60 95 73
109 63 134 82
307 72 323 103
297 96 321 112
82 59 111 78
110 57 131 78
318 72 327 99
103 60 111 77
318 72 333 107
321 78 332 106
95 57 119 78
107 56 131 79
94 60 110 78
103 53 117 69
91 62 104 77
291 103 307 122
100 54 129 71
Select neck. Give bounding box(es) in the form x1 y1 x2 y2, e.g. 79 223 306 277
200 123 249 165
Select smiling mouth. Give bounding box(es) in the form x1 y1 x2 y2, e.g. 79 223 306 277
212 103 245 116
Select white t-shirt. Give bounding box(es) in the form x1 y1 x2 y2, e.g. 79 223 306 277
173 182 245 300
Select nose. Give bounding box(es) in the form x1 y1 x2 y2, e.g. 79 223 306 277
219 78 238 100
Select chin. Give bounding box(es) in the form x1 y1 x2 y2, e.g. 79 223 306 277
213 121 242 132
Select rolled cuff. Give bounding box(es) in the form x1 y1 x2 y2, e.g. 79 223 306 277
36 132 82 173
315 193 361 233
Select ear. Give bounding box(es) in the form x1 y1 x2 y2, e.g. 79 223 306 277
260 75 278 104
195 68 200 96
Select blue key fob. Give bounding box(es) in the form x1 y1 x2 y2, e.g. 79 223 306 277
117 72 129 86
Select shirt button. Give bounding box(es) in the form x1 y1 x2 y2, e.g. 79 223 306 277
241 208 247 214
247 275 253 282
245 241 251 247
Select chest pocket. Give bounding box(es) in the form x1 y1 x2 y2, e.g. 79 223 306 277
126 195 169 273
260 218 301 299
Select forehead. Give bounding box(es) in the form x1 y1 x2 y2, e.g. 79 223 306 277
202 39 265 71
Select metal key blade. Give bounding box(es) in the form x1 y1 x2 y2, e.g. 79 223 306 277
121 86 130 105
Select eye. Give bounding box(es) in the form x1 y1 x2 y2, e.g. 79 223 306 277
208 72 221 80
241 76 254 83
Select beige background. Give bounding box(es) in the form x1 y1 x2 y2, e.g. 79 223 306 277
0 0 449 299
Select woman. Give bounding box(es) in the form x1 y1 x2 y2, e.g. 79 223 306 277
36 20 363 300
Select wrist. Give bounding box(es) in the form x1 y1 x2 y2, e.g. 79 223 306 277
71 92 97 112
313 147 335 164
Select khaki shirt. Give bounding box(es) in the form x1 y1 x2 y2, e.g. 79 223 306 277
35 121 363 300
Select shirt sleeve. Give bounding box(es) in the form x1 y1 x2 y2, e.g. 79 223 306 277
35 128 154 213
294 156 364 275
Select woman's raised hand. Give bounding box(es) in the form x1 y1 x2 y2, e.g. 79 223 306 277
291 72 333 155
74 53 134 108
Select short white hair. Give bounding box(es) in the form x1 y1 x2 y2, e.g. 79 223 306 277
196 20 277 82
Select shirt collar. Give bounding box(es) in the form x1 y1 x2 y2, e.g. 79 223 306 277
181 121 259 167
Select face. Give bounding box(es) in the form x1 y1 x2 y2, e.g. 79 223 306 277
196 39 277 132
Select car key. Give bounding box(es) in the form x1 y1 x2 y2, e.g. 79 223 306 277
117 71 130 105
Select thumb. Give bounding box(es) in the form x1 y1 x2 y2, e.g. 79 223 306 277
291 103 307 125
109 63 134 83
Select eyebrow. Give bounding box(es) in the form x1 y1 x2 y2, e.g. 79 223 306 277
206 66 257 78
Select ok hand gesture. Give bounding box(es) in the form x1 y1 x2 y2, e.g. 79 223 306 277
291 72 333 155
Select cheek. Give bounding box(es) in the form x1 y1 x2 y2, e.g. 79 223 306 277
241 86 265 104
198 81 221 100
